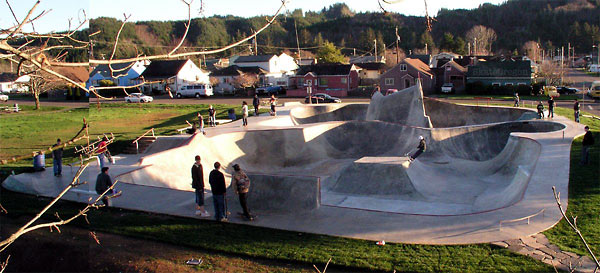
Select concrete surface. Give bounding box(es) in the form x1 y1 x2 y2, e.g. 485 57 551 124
2 82 586 244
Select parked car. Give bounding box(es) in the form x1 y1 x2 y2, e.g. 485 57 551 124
441 83 454 93
0 94 8 102
304 93 342 104
557 86 579 95
589 64 600 73
125 93 153 103
256 85 284 95
176 84 213 98
589 81 600 99
385 89 398 96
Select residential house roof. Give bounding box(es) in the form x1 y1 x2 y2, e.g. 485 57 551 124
140 60 189 79
0 72 20 83
354 62 386 71
349 56 384 64
295 64 356 76
466 59 532 78
442 60 467 73
53 66 89 83
234 55 276 63
407 54 431 66
210 65 267 77
90 62 135 78
404 58 433 77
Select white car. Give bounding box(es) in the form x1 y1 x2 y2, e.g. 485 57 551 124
125 93 153 103
441 83 454 93
0 94 8 102
176 84 213 98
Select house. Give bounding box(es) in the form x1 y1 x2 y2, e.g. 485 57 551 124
0 73 30 93
407 54 432 67
287 64 360 97
466 59 534 88
349 55 385 64
49 66 89 99
230 53 298 87
354 62 386 85
380 58 436 95
87 60 147 88
209 65 268 94
140 59 209 93
431 52 461 68
433 60 467 93
202 58 229 72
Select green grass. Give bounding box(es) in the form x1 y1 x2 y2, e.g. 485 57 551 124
431 94 581 101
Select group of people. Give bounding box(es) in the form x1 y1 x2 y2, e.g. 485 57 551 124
536 97 556 119
192 155 253 221
240 94 277 127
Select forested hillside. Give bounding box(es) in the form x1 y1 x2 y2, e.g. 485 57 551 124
89 0 600 59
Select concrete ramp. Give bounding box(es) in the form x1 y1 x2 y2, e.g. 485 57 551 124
424 98 535 127
246 173 320 213
366 83 432 128
290 103 368 125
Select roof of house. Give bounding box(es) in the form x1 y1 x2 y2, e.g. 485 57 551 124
90 62 135 78
234 55 276 63
295 64 356 76
210 65 267 77
0 72 20 83
53 66 89 83
466 59 532 78
141 60 189 79
354 62 385 70
403 58 433 77
442 60 467 73
349 56 384 64
407 54 431 65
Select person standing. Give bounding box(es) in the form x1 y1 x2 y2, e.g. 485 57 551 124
537 101 545 119
269 94 277 116
95 167 113 207
581 126 595 165
547 97 555 118
513 93 520 107
252 94 260 116
192 155 209 217
241 101 249 127
409 136 427 162
208 105 216 127
209 162 227 222
52 138 63 177
232 164 252 220
197 113 206 134
96 136 109 170
574 100 580 123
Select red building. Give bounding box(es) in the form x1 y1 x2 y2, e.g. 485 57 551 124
287 64 360 97
379 58 436 95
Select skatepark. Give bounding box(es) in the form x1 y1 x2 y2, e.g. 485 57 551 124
2 82 586 244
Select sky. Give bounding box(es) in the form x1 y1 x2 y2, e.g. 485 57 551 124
0 0 505 34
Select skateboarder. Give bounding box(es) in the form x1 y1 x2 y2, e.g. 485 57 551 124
232 164 253 220
209 162 227 222
192 155 210 217
574 100 580 123
536 101 545 119
513 93 520 107
95 167 113 207
409 136 427 162
96 136 110 170
547 97 555 118
241 101 249 127
252 95 260 116
52 138 63 177
581 126 595 165
208 105 216 127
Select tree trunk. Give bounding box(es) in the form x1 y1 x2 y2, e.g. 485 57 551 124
34 91 40 110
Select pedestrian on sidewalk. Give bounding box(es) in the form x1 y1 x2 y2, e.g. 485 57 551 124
209 162 227 221
269 94 277 116
581 126 595 165
208 105 216 127
513 93 520 107
252 94 260 116
95 167 113 207
574 100 580 123
547 97 555 118
537 101 545 119
192 155 210 217
241 101 249 127
232 164 252 220
409 136 427 162
52 138 63 177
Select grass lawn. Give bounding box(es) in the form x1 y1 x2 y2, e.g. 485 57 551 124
2 101 599 272
431 94 581 101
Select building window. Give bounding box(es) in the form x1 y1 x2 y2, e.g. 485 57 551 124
405 79 411 88
505 83 513 86
399 64 407 71
446 66 452 71
492 83 501 87
341 78 347 84
385 78 394 85
319 78 328 86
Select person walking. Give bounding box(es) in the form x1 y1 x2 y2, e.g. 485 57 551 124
409 136 427 162
192 155 210 217
96 136 109 170
513 93 520 107
537 101 545 119
574 100 580 123
209 162 227 221
95 167 113 207
547 97 555 118
241 101 249 127
208 105 216 127
581 126 595 165
252 95 260 116
269 94 277 116
232 164 252 220
52 138 63 177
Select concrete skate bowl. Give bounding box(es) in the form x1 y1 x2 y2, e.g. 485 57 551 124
126 119 565 215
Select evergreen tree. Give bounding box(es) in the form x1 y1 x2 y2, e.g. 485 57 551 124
317 42 347 63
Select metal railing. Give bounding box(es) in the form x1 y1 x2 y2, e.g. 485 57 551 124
132 128 155 154
499 208 545 230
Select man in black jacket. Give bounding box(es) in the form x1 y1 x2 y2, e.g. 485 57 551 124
252 94 260 116
95 167 113 206
52 138 63 176
574 101 580 123
409 136 427 162
581 126 595 165
547 97 555 118
209 162 227 221
192 155 209 217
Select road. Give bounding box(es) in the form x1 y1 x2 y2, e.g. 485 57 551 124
564 67 600 89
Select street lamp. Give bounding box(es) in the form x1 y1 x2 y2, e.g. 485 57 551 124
594 44 600 65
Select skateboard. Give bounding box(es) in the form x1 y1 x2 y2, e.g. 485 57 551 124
106 190 122 199
237 212 256 221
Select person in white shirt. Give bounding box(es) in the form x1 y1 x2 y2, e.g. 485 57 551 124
242 101 249 127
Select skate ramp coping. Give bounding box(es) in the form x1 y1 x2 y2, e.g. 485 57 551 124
246 173 320 213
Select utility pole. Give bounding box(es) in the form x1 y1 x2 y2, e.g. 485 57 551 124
395 27 400 64
468 42 471 56
425 43 428 55
374 39 377 60
254 36 258 56
294 19 301 62
474 38 477 55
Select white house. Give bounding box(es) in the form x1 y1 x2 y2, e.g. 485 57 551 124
140 59 210 93
231 53 298 86
209 65 267 94
87 60 148 88
0 73 30 93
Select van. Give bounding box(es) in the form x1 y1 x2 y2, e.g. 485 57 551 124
589 64 600 73
176 84 213 98
589 81 600 99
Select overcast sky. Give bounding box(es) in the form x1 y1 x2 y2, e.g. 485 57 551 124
0 0 505 34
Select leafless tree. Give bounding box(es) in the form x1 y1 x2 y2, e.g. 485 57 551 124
233 73 260 89
522 41 540 63
466 25 497 55
538 60 565 86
